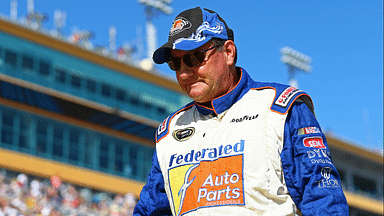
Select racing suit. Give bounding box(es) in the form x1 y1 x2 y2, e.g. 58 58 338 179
134 67 349 216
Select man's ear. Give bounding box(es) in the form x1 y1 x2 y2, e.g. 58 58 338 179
224 40 236 66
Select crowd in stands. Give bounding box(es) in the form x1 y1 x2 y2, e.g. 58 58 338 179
0 169 138 216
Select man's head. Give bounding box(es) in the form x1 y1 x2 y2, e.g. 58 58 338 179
153 7 239 104
153 7 234 65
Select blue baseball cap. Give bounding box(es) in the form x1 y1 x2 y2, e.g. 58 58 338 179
153 7 234 64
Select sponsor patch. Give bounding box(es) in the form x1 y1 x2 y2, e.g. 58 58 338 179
230 114 258 123
275 87 302 107
173 127 195 142
168 140 245 215
298 127 321 135
170 17 192 36
158 117 169 136
321 167 332 180
307 148 334 165
303 137 325 148
316 167 341 189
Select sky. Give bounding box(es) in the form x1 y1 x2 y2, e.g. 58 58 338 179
0 0 382 153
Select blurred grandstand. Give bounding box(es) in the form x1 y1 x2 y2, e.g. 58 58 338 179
0 169 137 215
0 1 382 216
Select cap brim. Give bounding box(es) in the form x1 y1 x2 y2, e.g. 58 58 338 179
153 42 172 64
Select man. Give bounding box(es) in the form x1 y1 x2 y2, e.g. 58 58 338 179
134 7 349 216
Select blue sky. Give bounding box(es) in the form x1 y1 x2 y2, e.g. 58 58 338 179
0 0 382 153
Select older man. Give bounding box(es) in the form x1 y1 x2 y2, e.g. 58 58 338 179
134 7 349 216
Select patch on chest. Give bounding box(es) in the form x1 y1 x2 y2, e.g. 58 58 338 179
167 140 245 215
172 127 195 141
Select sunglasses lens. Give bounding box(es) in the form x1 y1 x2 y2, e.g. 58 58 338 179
167 58 181 71
168 45 217 71
184 51 205 67
182 53 196 67
193 51 206 63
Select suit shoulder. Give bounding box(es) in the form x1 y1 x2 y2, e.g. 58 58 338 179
155 102 195 143
252 82 314 115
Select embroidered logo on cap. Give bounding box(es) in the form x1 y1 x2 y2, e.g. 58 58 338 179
170 17 192 36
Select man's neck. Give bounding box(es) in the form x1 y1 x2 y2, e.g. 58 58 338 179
197 101 213 108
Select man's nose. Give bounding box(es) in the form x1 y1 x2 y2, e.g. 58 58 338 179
177 61 195 78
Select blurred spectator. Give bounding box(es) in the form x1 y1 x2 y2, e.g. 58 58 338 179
0 169 138 215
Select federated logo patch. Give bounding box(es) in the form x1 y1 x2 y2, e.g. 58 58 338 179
173 127 195 142
298 127 321 135
303 137 326 148
275 87 302 107
168 140 245 216
170 17 192 36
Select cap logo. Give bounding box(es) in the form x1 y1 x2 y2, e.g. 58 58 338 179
170 17 191 36
173 21 224 48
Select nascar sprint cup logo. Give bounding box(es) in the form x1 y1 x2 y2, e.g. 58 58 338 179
168 140 245 215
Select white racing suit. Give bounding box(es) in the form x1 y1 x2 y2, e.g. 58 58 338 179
134 67 349 215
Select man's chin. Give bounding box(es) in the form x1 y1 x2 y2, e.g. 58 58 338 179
189 95 212 104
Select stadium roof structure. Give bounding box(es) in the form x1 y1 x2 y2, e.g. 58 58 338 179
0 17 187 146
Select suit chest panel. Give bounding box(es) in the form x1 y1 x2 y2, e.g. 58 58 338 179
156 90 280 215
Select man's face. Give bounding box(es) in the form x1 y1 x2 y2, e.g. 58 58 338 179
171 41 235 103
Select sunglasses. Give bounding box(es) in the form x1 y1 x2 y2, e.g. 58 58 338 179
167 44 222 71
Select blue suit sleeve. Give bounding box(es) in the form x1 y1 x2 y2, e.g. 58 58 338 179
281 102 349 215
133 151 172 216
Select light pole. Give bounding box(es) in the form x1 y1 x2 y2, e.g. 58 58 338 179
53 9 67 36
280 47 312 88
138 0 173 71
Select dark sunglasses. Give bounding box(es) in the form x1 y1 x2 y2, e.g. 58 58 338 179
167 44 222 71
